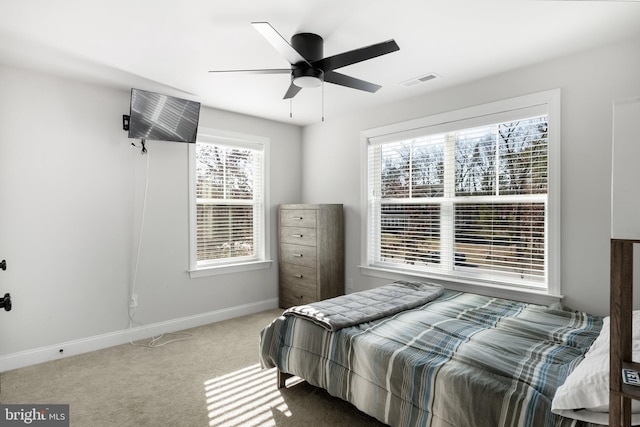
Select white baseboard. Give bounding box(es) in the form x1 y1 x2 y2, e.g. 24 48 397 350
0 298 279 372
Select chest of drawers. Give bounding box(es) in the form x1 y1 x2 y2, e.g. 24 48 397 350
278 204 344 308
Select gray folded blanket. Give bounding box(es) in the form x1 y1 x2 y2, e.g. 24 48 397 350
283 281 444 331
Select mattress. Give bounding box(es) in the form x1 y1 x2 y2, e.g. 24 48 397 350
259 289 602 427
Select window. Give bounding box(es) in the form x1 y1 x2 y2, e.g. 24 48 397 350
189 128 271 277
362 90 560 296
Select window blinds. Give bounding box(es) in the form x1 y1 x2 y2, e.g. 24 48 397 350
195 142 264 264
368 115 549 288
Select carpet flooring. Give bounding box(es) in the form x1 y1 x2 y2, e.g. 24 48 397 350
0 308 385 426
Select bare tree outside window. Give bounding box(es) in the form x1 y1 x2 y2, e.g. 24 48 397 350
372 116 548 283
195 144 260 262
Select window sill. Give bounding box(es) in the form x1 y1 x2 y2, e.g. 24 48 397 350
189 259 273 278
359 265 563 307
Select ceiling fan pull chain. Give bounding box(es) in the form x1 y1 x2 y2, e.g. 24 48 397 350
290 99 293 118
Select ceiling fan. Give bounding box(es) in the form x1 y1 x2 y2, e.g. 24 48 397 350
209 22 400 100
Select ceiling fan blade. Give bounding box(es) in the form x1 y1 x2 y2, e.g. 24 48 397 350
324 71 381 93
313 39 399 72
208 69 291 74
283 83 302 99
251 22 310 66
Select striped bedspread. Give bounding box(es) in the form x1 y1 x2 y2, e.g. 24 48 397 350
259 290 602 427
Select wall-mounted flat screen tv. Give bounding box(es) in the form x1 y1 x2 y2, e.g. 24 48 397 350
127 88 201 143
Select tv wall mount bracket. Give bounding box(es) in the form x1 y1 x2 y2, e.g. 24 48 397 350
122 115 146 154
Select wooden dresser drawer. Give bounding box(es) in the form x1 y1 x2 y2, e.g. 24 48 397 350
280 243 317 268
280 209 317 228
279 226 317 246
279 282 317 308
280 263 316 288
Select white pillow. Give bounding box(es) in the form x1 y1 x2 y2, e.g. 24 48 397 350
600 311 640 341
551 313 640 425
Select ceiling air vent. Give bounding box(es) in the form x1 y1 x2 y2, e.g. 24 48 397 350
401 73 439 87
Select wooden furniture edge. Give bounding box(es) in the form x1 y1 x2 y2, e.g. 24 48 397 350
610 238 640 426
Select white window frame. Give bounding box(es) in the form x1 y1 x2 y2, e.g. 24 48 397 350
360 90 561 303
188 127 272 278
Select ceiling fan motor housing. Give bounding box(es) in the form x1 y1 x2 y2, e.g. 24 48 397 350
291 33 323 61
291 33 325 87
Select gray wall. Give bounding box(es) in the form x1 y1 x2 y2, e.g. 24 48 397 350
301 37 640 317
0 65 302 361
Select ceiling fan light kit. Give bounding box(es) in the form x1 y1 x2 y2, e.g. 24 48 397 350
292 69 324 88
209 22 400 119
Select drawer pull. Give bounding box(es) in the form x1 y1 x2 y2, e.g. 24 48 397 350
294 216 303 220
293 234 303 238
292 253 303 257
294 274 303 278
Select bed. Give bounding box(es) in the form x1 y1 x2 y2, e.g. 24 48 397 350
259 281 608 427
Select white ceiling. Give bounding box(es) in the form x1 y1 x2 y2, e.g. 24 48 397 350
1 0 639 126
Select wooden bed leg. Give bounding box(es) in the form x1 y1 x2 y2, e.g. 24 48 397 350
277 369 293 389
